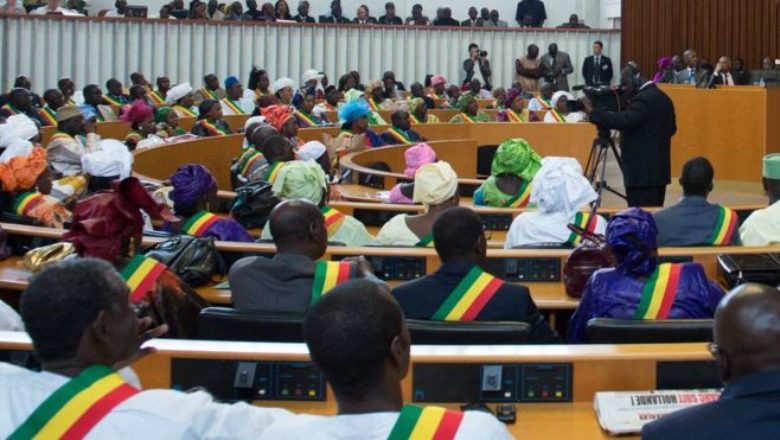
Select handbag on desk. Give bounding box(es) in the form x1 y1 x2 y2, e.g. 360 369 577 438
143 235 225 287
717 253 780 289
562 209 614 298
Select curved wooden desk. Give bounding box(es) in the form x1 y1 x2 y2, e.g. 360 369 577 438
42 121 132 145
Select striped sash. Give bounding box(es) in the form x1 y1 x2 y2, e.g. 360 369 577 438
415 233 434 248
368 98 381 111
707 205 738 245
13 191 45 216
200 87 217 100
549 109 566 123
181 211 220 237
265 161 285 183
409 114 423 125
120 255 167 303
238 150 264 176
566 212 599 246
458 113 476 123
1 104 19 115
8 365 139 440
49 132 74 144
385 127 412 144
387 405 465 440
506 109 526 123
221 98 245 115
505 181 532 208
633 263 683 320
537 97 552 109
102 95 124 107
149 90 166 105
321 206 346 239
173 105 196 117
432 266 504 321
199 120 228 136
294 110 320 127
310 261 352 304
38 107 58 126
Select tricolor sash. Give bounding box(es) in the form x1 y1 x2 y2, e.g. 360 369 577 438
294 110 320 127
633 263 683 320
13 191 45 216
385 127 413 144
505 109 526 123
549 109 566 123
181 211 221 237
432 266 504 321
120 255 167 303
310 260 352 304
368 98 381 111
49 132 74 144
253 89 270 99
149 90 166 105
198 120 228 136
415 233 434 248
537 97 552 110
505 181 532 208
102 95 124 107
409 114 423 125
173 105 196 117
38 107 58 126
387 405 465 440
1 104 19 115
8 365 139 440
566 212 599 246
321 206 346 238
221 98 245 115
458 113 476 123
238 150 264 176
707 205 738 245
265 161 285 183
200 87 217 100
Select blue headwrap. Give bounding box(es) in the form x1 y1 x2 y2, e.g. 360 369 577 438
78 104 98 121
338 100 371 124
224 76 240 89
169 164 218 207
606 208 659 277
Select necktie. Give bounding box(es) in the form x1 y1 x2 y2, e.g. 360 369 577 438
689 69 695 84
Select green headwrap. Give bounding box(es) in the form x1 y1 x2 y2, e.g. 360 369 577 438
456 92 476 112
156 106 174 124
271 160 328 205
408 97 424 114
344 89 364 103
491 138 542 180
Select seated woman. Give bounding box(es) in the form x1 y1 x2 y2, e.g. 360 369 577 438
344 89 385 125
164 164 254 242
330 100 386 156
544 91 585 123
297 140 333 179
449 92 490 123
81 139 134 194
365 79 393 112
272 77 295 107
567 208 725 343
388 143 437 204
122 100 165 150
408 97 440 125
505 157 607 248
155 106 187 138
474 138 542 207
261 160 374 246
262 104 303 148
375 161 459 246
63 176 207 338
166 82 199 118
496 88 529 123
190 99 233 136
293 92 327 127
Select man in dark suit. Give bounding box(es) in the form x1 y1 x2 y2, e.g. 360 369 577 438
674 49 709 87
582 40 613 87
319 0 349 23
292 0 315 22
643 283 780 439
381 110 422 145
391 207 559 343
378 1 402 24
461 6 484 26
587 65 677 207
707 56 736 87
540 43 574 91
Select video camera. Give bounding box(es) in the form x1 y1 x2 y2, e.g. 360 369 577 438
571 85 626 113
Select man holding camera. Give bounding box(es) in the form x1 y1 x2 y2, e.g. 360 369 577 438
463 43 492 91
585 65 677 207
540 43 574 91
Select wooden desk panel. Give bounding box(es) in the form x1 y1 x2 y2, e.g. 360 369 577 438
41 121 132 145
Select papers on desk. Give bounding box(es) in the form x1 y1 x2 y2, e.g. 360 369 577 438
594 389 721 435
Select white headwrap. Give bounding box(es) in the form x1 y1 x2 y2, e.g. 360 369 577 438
81 139 133 178
413 161 458 206
0 139 34 163
550 91 575 109
165 82 193 104
272 78 295 93
301 69 323 84
243 115 267 131
0 114 38 147
530 157 597 217
297 141 327 161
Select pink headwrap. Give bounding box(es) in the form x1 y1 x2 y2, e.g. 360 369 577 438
431 75 447 87
404 143 437 177
120 100 154 124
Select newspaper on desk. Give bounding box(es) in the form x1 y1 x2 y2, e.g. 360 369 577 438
594 389 721 435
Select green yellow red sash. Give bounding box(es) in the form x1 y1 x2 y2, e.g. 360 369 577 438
120 254 167 303
173 105 196 117
221 98 245 115
200 87 217 100
310 260 351 303
13 191 45 216
181 211 220 237
506 108 526 123
102 95 124 107
566 212 599 246
238 150 264 176
368 97 381 111
386 127 412 144
1 104 19 115
38 107 57 126
294 110 319 127
149 90 166 105
458 113 476 123
49 132 74 143
124 131 142 145
634 263 683 319
266 161 285 183
505 181 532 208
432 266 504 321
409 114 423 125
537 97 552 109
321 206 346 238
198 120 227 136
387 405 465 440
707 205 738 245
415 233 434 248
8 365 139 440
550 109 566 123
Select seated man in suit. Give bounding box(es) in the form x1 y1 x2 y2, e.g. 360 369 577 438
0 259 294 438
381 109 422 145
740 154 780 245
319 0 349 23
392 207 559 343
568 208 725 342
708 56 737 86
643 283 780 439
260 279 513 440
674 49 709 87
653 157 741 246
230 199 379 312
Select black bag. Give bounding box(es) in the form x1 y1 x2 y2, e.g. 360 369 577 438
717 254 780 289
229 158 249 190
230 181 281 230
143 235 225 287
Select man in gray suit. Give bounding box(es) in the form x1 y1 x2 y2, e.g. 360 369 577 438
461 6 484 26
653 157 741 246
540 43 574 91
674 49 710 87
483 9 508 27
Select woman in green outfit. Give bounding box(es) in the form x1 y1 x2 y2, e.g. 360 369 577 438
473 138 542 207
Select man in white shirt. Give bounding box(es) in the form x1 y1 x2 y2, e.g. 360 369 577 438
30 0 82 15
0 258 294 439
220 76 254 115
260 279 514 440
104 0 127 17
45 105 101 176
740 154 780 245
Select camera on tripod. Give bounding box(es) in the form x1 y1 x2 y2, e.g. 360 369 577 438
572 85 625 113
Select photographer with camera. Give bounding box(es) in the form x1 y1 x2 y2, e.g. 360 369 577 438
463 43 492 91
584 64 677 207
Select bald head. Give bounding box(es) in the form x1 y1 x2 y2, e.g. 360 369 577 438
268 200 327 259
714 283 780 382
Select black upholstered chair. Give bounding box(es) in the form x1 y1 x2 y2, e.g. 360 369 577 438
585 318 713 344
196 307 305 342
406 319 531 345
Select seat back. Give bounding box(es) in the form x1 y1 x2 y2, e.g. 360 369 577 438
196 307 305 342
476 144 498 177
585 318 713 344
406 319 531 345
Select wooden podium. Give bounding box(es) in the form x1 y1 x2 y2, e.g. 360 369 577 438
659 85 780 184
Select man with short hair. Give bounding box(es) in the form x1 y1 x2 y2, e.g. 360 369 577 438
409 82 435 109
7 76 43 109
46 105 101 176
58 77 77 105
220 76 254 115
557 13 589 29
81 84 118 122
642 283 780 439
259 279 514 440
432 7 458 26
675 49 709 87
241 0 263 20
582 40 614 87
292 0 313 22
103 78 129 107
194 73 226 106
463 43 492 91
149 76 171 105
461 6 483 26
378 1 401 24
484 9 507 27
528 81 555 111
319 0 349 23
709 56 736 86
30 0 82 15
515 0 546 27
541 43 574 92
516 44 545 92
391 207 559 342
382 71 405 95
404 3 429 25
740 154 780 245
105 0 128 17
0 88 43 124
0 258 293 438
381 109 421 145
653 157 741 246
38 89 64 126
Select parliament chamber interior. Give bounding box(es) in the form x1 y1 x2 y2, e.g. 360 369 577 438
0 0 780 438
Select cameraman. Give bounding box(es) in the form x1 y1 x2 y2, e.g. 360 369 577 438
584 64 677 207
463 43 492 91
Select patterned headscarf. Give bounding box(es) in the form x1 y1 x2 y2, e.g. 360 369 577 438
0 143 48 193
169 164 218 207
365 80 383 96
456 92 477 112
404 143 437 177
504 88 523 109
491 138 542 180
344 89 364 103
606 208 659 277
271 160 328 205
155 106 175 124
261 105 294 131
